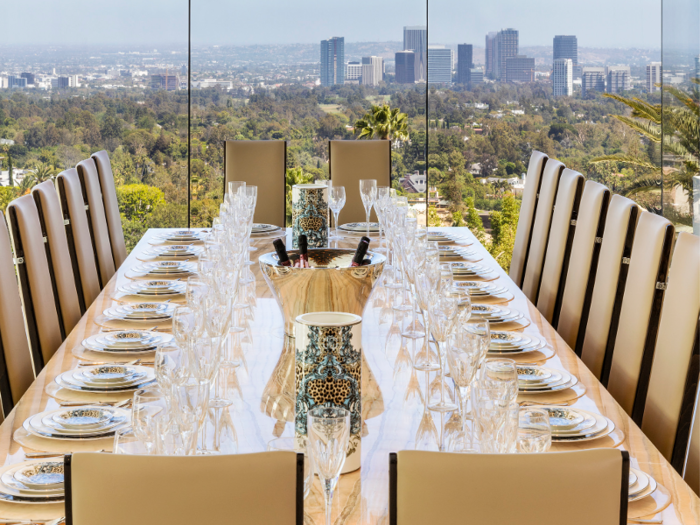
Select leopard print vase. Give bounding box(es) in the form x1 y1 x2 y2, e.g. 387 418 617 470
292 184 328 249
295 312 362 473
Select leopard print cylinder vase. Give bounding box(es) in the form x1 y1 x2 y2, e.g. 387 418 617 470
294 312 362 473
291 184 328 249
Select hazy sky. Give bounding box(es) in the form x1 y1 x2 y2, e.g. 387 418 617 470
2 0 674 49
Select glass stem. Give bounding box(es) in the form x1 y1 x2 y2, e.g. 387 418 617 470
334 211 340 238
437 341 446 404
459 386 470 440
366 210 370 237
324 479 335 525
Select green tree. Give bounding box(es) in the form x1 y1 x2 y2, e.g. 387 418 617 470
465 197 485 240
452 211 465 226
427 206 442 227
116 184 165 222
354 104 409 141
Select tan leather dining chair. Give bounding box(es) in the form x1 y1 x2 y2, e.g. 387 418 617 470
685 394 700 495
520 158 565 302
65 452 304 525
329 140 391 224
5 196 65 371
390 449 629 525
509 150 548 287
56 169 102 308
92 150 128 269
606 211 674 418
536 168 584 323
0 212 34 419
640 232 699 472
579 195 638 368
224 140 286 227
556 181 610 349
76 158 116 288
31 181 84 323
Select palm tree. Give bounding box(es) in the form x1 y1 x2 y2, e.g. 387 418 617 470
354 104 409 142
29 162 57 185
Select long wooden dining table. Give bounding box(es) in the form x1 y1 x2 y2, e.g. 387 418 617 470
0 227 697 524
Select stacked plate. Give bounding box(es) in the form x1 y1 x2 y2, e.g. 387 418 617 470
629 467 658 502
103 303 176 322
23 406 130 441
118 280 186 298
140 244 204 259
538 406 615 443
152 230 208 243
488 331 547 355
339 222 380 233
55 365 155 393
517 364 579 393
427 232 454 243
252 223 282 234
0 459 65 503
470 304 524 324
451 262 491 277
130 261 197 278
438 246 465 259
455 281 510 298
82 330 172 355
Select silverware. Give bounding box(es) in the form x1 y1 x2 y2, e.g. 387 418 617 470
23 452 65 459
628 519 662 524
519 401 570 407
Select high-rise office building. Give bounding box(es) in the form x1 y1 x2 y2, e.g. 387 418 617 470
606 66 631 93
553 36 578 66
403 26 427 82
361 56 383 86
428 45 453 84
8 76 27 89
346 62 362 82
553 58 573 97
582 67 606 96
20 72 35 85
646 62 662 92
505 55 534 83
320 37 345 86
696 56 700 79
496 28 519 80
150 74 178 91
485 32 497 79
395 51 415 84
469 68 484 85
457 44 473 83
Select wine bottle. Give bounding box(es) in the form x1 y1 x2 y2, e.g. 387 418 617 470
273 239 291 267
351 236 371 267
298 235 309 268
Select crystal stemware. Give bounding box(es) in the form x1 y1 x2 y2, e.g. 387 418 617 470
328 186 346 241
359 179 377 238
518 408 552 453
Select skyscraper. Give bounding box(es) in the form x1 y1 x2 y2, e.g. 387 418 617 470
361 56 383 86
696 56 700 79
553 36 578 66
497 29 519 80
428 45 453 84
485 32 497 79
582 67 606 96
320 37 345 87
403 26 427 82
346 62 362 82
606 66 631 93
457 44 473 83
395 51 415 84
505 55 534 83
470 68 484 85
553 58 573 97
20 72 35 85
646 62 661 92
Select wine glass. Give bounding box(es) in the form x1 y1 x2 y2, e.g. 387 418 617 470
132 387 168 454
359 179 377 237
518 408 552 453
172 305 195 349
307 407 351 525
175 378 210 453
375 186 391 252
268 437 315 499
113 428 149 455
427 291 459 414
328 186 346 241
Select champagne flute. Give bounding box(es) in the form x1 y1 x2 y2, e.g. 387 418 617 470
328 186 346 241
359 179 377 237
307 407 350 525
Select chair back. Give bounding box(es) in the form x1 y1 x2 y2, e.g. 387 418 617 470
31 181 83 323
329 140 391 224
92 150 127 268
0 212 34 417
65 452 303 525
556 181 610 348
536 168 584 322
641 232 699 470
607 211 674 418
6 195 64 370
685 394 700 495
56 169 102 307
390 449 629 525
510 150 548 287
521 159 564 302
224 140 286 227
580 194 638 370
76 158 116 287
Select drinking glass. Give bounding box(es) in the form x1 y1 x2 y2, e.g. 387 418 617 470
375 186 391 252
175 378 210 453
113 428 149 455
427 291 459 413
482 358 518 404
172 305 195 348
155 342 187 399
227 181 246 203
328 186 346 241
472 383 511 453
157 412 197 455
132 387 168 454
307 407 351 525
359 179 377 237
518 408 552 453
268 437 315 499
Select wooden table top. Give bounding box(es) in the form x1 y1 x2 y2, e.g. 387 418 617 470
0 227 697 524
